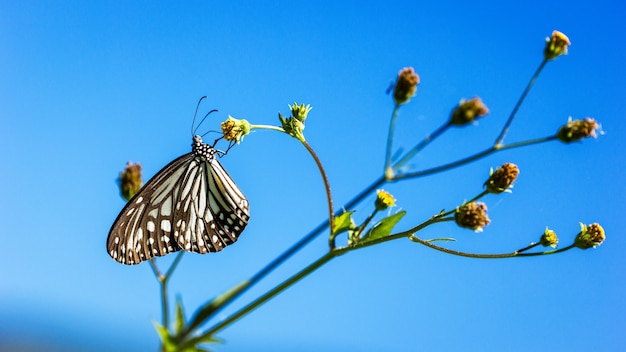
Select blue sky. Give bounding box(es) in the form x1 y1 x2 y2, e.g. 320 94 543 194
1 1 625 351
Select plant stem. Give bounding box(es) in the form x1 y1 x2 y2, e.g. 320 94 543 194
409 235 575 258
149 251 185 329
494 59 548 147
385 104 400 176
300 140 336 246
186 175 388 329
394 135 556 180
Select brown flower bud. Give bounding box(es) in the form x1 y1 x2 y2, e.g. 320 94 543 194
449 97 489 126
574 223 605 249
119 162 142 201
393 67 420 105
484 163 520 194
557 117 600 143
455 202 491 232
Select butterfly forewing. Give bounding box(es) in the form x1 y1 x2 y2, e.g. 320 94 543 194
107 136 250 265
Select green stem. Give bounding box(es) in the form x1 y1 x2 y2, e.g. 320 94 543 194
356 209 378 240
300 140 335 246
384 104 400 178
515 242 541 253
251 124 285 133
165 251 185 278
203 251 339 337
149 251 185 329
494 59 548 147
394 135 556 181
149 260 169 328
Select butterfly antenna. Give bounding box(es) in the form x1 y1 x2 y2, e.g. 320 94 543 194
191 96 213 136
193 109 219 136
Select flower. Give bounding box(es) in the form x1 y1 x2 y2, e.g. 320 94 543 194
484 163 520 194
119 162 142 201
540 227 559 248
393 67 420 105
221 116 251 144
544 30 571 61
574 223 605 249
375 190 396 211
556 117 600 143
449 97 489 126
455 202 491 232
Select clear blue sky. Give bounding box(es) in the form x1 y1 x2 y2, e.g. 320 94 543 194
1 1 624 351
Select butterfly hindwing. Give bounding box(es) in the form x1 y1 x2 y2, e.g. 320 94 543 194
171 156 250 254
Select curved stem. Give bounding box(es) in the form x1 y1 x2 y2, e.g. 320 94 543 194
300 140 335 246
409 235 576 258
494 59 548 147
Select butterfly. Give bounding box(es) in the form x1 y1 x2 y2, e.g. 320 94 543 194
107 100 250 265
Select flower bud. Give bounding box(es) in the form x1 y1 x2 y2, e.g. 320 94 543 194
289 102 312 122
484 163 519 194
221 115 251 144
449 97 489 126
540 227 558 248
574 223 605 249
556 117 600 143
375 190 396 211
455 202 490 232
393 67 420 105
119 162 142 201
544 30 571 61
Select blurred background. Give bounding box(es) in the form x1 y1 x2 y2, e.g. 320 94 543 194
1 1 624 351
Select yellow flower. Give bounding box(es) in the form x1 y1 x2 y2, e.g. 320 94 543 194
544 30 571 61
221 116 251 144
540 227 558 248
375 190 396 210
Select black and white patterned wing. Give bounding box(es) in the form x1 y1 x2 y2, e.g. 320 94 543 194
107 153 194 265
172 155 250 253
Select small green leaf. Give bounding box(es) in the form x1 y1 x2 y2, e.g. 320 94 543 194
333 211 356 235
180 332 222 351
153 322 177 352
426 237 456 243
363 211 406 242
175 297 186 335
